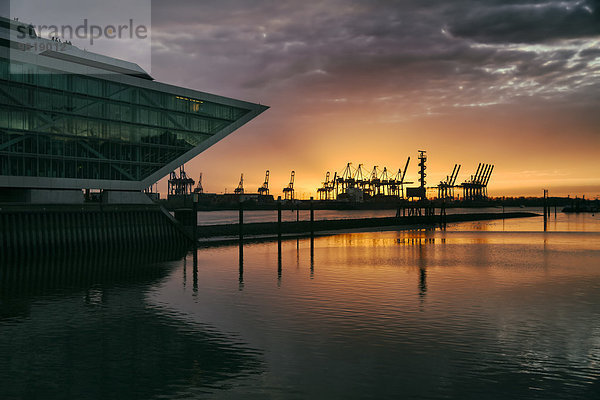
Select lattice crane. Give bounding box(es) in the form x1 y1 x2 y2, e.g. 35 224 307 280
193 173 204 194
234 173 244 195
283 171 295 200
258 170 270 196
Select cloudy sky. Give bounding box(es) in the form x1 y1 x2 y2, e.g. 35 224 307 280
149 0 598 197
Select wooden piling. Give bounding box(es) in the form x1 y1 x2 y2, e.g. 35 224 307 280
277 196 282 240
239 200 243 242
310 197 314 237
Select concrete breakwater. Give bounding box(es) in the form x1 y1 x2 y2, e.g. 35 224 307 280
0 204 192 261
197 212 538 240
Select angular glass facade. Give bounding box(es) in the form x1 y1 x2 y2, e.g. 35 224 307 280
0 56 253 183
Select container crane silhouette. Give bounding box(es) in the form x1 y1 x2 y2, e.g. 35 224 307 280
258 170 270 196
283 171 295 200
234 173 244 195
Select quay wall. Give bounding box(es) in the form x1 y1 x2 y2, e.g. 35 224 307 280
0 204 192 261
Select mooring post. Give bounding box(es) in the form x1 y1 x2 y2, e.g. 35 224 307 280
310 197 314 237
277 196 282 240
192 193 198 247
297 203 300 222
239 199 243 242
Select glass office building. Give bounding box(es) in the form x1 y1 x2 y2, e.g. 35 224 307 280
0 16 267 195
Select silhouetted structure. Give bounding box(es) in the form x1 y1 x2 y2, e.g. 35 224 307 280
258 170 270 196
168 166 195 196
406 150 427 200
317 171 335 200
234 174 245 195
193 173 204 194
331 158 412 201
460 163 494 200
437 164 461 200
283 171 295 200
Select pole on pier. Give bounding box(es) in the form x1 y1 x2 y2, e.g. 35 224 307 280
239 199 244 242
310 197 314 237
192 193 198 247
277 196 282 240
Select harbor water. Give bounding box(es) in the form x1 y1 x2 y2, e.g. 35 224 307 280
1 209 599 399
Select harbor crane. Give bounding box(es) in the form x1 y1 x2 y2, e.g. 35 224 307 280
330 157 413 200
379 167 390 196
354 164 367 191
168 165 195 196
335 163 354 197
318 171 336 200
193 173 203 194
234 173 244 195
460 163 494 200
399 157 411 198
283 171 295 200
258 170 270 196
388 157 411 198
437 164 460 200
369 166 381 196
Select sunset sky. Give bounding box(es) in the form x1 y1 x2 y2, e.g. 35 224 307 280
145 1 597 197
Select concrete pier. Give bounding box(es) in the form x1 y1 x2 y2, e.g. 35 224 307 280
196 211 539 243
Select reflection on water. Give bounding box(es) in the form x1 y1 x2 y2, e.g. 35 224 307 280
0 249 263 399
2 213 600 399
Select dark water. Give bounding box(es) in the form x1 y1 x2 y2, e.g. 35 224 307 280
1 212 600 399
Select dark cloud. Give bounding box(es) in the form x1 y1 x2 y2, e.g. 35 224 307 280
448 0 600 43
149 0 599 118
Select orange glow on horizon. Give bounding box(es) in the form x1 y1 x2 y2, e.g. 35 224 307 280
155 100 600 199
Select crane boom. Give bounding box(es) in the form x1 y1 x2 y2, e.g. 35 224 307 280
472 163 482 183
484 165 494 185
401 157 410 183
452 165 461 185
480 164 491 184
